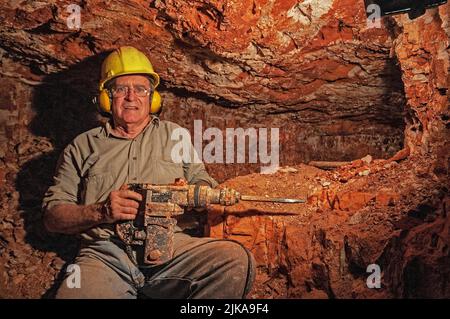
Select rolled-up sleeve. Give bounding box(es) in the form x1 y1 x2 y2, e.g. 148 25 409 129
42 143 82 211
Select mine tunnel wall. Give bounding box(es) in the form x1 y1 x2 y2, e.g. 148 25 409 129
392 7 449 172
0 58 407 184
0 0 415 183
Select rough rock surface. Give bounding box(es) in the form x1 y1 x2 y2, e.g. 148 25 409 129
0 0 406 169
0 0 448 298
209 152 449 298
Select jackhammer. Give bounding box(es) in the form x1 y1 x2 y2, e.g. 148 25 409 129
116 178 305 266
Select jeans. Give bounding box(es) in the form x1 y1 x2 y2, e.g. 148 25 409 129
55 232 255 299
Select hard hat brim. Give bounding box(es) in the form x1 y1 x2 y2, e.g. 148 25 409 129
99 71 160 90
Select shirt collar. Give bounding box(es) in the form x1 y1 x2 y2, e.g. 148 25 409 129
95 115 160 139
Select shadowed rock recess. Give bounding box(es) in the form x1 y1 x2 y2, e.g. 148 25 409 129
0 0 448 298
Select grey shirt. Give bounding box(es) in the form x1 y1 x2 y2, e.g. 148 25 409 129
42 116 217 241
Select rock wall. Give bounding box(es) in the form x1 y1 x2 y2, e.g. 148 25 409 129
207 4 450 298
392 4 449 171
0 0 406 178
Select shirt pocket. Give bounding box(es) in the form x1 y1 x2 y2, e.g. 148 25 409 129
83 155 114 178
82 164 114 204
154 159 185 184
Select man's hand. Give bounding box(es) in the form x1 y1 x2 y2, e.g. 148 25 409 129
101 184 143 223
44 184 143 234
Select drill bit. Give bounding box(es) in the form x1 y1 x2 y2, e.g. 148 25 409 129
240 195 306 203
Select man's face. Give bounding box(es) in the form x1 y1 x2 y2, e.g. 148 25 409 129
111 75 151 127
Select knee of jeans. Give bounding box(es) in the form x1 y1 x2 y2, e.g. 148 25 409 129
211 241 255 275
212 240 245 261
214 240 256 297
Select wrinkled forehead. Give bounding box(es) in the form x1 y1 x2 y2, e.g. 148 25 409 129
114 74 151 87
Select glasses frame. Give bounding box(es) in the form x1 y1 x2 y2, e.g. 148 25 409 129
110 85 153 98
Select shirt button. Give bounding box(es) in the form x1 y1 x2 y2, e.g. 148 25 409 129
133 157 137 160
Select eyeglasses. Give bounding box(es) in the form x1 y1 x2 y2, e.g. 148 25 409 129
111 85 152 98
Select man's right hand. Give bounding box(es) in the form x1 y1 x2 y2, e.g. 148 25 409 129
101 184 143 223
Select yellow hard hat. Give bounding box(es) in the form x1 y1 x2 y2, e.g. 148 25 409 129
97 46 162 114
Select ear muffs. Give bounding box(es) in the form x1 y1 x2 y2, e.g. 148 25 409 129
97 89 162 114
150 90 162 114
98 89 112 113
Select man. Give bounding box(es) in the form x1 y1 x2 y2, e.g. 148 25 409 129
42 46 255 299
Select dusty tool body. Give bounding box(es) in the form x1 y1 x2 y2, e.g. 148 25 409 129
116 179 305 266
